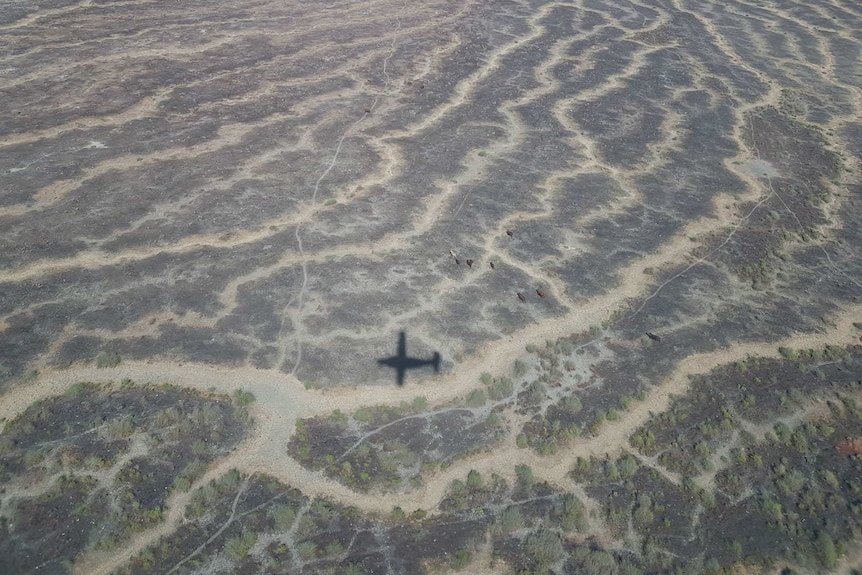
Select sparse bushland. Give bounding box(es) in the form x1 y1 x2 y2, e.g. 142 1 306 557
568 349 862 573
0 383 250 573
630 345 862 476
288 397 506 492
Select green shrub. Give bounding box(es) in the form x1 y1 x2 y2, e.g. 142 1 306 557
354 407 373 423
173 476 192 492
93 534 117 551
467 389 487 407
233 389 255 405
498 507 522 533
605 461 619 481
524 380 547 405
560 395 582 414
23 449 46 467
451 549 470 569
225 531 257 559
618 455 638 479
96 352 121 368
66 382 86 397
487 377 514 400
271 504 296 530
513 359 528 377
19 369 38 381
776 469 805 494
515 464 533 488
524 529 564 568
762 498 783 520
778 346 797 359
107 416 135 439
816 531 837 569
559 493 588 532
822 470 839 489
296 540 317 560
219 469 242 489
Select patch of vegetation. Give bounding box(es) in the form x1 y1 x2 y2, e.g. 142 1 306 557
630 345 862 477
566 351 862 573
95 351 122 368
288 400 506 492
124 472 494 575
0 383 250 573
232 389 255 406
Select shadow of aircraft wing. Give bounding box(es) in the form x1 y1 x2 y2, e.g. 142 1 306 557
376 331 441 386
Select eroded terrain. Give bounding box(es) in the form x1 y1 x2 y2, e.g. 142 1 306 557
2 0 862 573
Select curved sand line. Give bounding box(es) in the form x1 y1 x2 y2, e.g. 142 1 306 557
3 0 862 572
30 304 850 573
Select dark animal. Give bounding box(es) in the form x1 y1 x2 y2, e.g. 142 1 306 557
506 230 514 237
466 259 473 267
646 332 661 343
489 261 495 269
455 258 461 265
517 292 526 302
364 108 371 114
536 288 545 298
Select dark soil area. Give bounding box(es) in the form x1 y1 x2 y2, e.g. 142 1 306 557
0 383 251 574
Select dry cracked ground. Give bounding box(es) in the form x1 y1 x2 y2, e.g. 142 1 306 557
2 0 862 573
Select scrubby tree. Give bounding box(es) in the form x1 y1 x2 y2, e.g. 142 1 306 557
524 529 564 570
515 464 534 489
816 531 837 569
498 506 523 533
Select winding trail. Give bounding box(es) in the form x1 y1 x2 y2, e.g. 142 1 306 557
2 302 856 574
2 0 862 572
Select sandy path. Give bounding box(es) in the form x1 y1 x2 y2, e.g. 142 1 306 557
5 301 856 575
3 0 861 571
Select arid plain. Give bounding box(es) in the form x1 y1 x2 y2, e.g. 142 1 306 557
2 0 862 573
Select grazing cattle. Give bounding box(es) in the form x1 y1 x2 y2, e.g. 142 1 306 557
646 332 661 343
517 292 526 302
455 258 461 265
466 259 473 267
506 230 514 237
364 108 372 114
536 288 545 298
489 261 495 269
449 250 457 259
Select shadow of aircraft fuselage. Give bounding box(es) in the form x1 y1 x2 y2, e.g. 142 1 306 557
377 331 441 386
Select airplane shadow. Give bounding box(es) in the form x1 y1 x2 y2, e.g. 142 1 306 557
376 331 441 386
